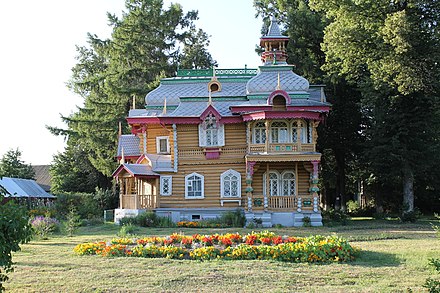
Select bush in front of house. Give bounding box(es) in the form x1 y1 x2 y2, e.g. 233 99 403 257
30 215 60 239
119 211 176 228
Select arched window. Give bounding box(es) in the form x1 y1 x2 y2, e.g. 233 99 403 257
220 169 241 198
272 95 287 110
281 171 296 196
252 121 266 144
270 121 288 143
198 114 225 147
185 172 204 199
263 171 280 196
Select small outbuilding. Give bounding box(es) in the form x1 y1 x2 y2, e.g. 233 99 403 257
0 177 55 206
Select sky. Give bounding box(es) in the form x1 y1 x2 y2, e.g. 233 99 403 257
0 0 262 165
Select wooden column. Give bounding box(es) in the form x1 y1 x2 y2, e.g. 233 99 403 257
134 178 139 209
119 178 123 209
296 119 302 151
265 162 269 211
155 178 160 208
265 120 269 153
246 122 251 154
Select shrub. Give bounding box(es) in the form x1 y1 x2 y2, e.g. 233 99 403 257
400 209 421 223
30 216 60 239
136 211 158 227
322 209 349 225
303 216 311 227
219 209 246 227
118 224 137 237
346 200 360 215
424 258 440 292
64 206 81 237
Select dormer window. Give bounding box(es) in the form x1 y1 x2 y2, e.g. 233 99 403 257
198 113 225 147
272 95 287 110
208 80 221 93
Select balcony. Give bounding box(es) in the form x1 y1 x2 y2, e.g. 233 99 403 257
249 143 316 154
121 194 158 209
251 194 316 211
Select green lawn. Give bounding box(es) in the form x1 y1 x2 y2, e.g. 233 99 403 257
6 218 440 292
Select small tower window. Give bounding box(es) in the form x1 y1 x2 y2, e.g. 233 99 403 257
272 95 287 110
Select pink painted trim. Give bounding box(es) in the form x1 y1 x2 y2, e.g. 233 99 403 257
205 148 220 160
247 161 256 177
200 105 222 122
242 111 323 121
268 90 291 105
311 160 320 178
230 105 330 113
112 164 159 178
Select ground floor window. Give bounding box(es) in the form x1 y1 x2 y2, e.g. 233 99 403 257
263 170 296 196
160 176 172 196
220 169 241 198
185 172 204 199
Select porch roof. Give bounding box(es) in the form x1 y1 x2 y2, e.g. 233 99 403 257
112 164 160 178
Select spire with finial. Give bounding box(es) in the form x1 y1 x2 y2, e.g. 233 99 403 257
162 97 167 115
132 95 136 110
276 73 281 90
118 121 122 137
260 16 289 65
120 147 125 164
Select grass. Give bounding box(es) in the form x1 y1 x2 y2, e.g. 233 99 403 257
6 218 440 292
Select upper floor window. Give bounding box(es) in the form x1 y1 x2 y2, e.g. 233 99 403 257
185 172 204 199
198 114 224 147
156 136 170 154
270 121 288 143
221 169 241 198
160 176 172 196
252 121 266 144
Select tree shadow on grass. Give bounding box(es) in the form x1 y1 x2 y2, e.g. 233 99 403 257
350 250 401 267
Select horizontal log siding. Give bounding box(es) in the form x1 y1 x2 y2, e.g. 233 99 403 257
159 164 247 208
140 124 174 162
159 123 247 208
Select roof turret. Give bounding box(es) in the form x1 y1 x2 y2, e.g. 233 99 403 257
260 17 289 65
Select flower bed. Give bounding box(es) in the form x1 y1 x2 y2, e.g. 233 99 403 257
74 231 360 263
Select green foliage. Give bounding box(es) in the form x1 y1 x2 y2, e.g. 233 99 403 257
322 209 349 225
0 149 35 179
30 216 60 239
64 206 81 237
346 200 360 215
0 195 32 291
119 211 175 228
117 224 138 237
302 216 311 227
424 258 440 292
218 209 246 228
310 0 440 213
50 0 216 182
54 189 117 220
432 214 440 239
399 208 421 223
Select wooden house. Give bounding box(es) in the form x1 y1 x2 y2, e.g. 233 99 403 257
112 18 330 226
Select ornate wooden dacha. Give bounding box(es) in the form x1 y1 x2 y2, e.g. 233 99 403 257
112 17 330 226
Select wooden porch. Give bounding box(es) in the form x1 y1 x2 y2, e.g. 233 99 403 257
118 176 159 210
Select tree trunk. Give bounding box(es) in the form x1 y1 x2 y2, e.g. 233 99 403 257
402 162 414 213
335 152 346 211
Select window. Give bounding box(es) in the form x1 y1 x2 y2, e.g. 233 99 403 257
263 171 280 196
281 171 296 196
252 121 266 144
270 121 288 143
156 136 170 154
264 171 296 197
160 176 172 196
198 114 224 147
301 120 312 143
291 121 298 142
185 172 204 199
221 169 241 198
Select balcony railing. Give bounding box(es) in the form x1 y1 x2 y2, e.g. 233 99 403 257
251 194 315 211
249 143 315 153
121 194 158 209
